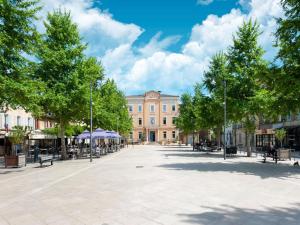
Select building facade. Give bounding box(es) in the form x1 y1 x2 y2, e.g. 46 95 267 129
0 108 55 155
224 112 300 151
126 91 179 143
256 113 300 150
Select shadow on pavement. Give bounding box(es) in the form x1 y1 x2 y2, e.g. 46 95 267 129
163 153 244 159
178 203 300 225
0 169 24 175
158 161 300 179
157 149 195 152
162 146 192 149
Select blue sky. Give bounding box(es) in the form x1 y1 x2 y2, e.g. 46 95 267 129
39 0 283 96
97 0 239 52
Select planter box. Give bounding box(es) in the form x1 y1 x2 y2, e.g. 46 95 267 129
18 154 26 167
5 156 18 168
5 154 26 168
277 148 291 160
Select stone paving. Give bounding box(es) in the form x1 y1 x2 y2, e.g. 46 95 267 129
0 145 300 225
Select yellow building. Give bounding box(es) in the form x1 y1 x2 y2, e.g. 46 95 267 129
126 91 179 143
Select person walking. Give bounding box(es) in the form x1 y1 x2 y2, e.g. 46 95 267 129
34 145 39 163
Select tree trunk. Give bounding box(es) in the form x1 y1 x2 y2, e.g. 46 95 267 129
185 133 188 146
60 121 67 160
192 132 195 151
217 128 221 147
246 131 251 157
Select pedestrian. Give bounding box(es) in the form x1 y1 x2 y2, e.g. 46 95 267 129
34 145 39 163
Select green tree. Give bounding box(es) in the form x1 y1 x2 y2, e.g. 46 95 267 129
35 10 101 159
273 0 300 114
275 128 286 148
8 125 31 155
194 87 223 147
199 53 232 147
176 93 195 145
43 124 84 137
227 20 267 156
0 0 42 109
92 79 132 136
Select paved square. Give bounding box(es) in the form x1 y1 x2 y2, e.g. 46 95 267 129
0 145 300 225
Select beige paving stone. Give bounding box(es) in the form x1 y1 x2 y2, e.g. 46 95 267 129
0 145 300 224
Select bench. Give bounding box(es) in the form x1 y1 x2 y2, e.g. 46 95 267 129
226 146 237 155
39 156 53 167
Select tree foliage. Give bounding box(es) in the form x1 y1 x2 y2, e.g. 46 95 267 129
34 9 103 159
273 0 300 114
176 93 195 136
275 128 287 147
0 0 41 110
92 79 132 135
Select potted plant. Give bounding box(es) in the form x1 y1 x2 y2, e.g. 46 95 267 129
5 126 28 167
140 132 146 145
275 128 286 148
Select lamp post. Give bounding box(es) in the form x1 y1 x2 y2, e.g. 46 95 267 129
90 82 93 163
117 116 119 133
192 117 195 151
224 80 227 160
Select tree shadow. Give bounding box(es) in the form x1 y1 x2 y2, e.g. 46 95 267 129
162 146 192 149
178 203 300 225
158 161 300 179
157 149 196 153
0 169 24 174
163 153 244 159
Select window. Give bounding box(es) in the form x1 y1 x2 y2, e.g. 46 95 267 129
17 116 21 126
163 117 167 125
4 114 9 129
162 104 167 112
138 118 142 126
163 131 167 139
287 113 292 121
150 117 155 125
28 117 31 127
129 132 133 139
128 105 133 112
138 132 142 140
172 131 176 139
150 104 155 112
172 117 176 125
172 104 176 112
138 104 142 112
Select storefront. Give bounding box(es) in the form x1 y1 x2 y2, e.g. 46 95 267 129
256 129 275 147
285 126 300 151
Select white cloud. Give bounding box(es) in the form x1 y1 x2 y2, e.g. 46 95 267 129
39 0 143 55
197 0 214 5
38 0 284 95
139 32 181 56
102 0 284 95
183 9 245 59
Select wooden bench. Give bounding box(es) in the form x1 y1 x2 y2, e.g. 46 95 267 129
39 156 53 167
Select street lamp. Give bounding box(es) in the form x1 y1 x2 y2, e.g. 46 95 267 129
192 117 195 151
116 116 119 133
223 80 227 160
90 81 93 163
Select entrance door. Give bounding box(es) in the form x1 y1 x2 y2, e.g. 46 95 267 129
149 131 156 142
